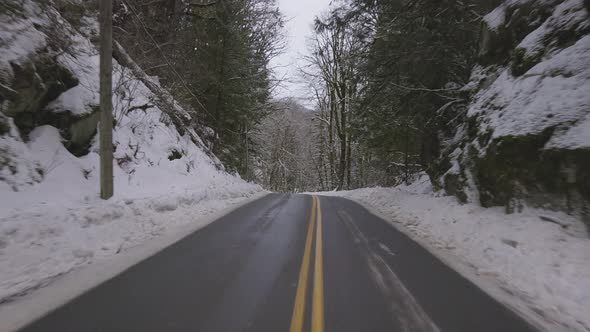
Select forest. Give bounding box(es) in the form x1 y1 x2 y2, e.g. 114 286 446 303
256 0 590 224
109 0 590 221
257 0 496 192
118 0 501 193
111 0 285 177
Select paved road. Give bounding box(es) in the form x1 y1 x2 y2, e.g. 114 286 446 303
19 194 536 332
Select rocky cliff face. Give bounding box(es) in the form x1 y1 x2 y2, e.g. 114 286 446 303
0 0 219 192
437 0 590 226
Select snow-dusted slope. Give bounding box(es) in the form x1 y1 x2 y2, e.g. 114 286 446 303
472 0 590 146
0 0 262 304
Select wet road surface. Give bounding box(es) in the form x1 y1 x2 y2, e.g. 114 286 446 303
18 193 536 332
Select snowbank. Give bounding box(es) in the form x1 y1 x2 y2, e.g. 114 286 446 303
0 158 262 304
320 179 590 332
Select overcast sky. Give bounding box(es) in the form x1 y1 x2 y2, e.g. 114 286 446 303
271 0 332 105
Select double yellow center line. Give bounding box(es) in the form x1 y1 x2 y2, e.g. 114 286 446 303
289 195 324 332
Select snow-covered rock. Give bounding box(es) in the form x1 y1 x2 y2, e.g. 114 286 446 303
438 0 590 224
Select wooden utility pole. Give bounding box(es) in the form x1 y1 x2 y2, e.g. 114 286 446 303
99 0 113 199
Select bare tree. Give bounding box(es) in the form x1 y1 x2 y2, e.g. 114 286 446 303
302 6 363 190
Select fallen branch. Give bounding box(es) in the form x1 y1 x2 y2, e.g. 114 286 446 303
539 215 570 228
112 40 221 167
113 41 190 120
127 103 154 113
0 83 18 101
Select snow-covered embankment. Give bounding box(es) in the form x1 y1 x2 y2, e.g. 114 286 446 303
0 0 264 309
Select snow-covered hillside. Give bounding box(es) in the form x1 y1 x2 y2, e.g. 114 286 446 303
0 0 262 304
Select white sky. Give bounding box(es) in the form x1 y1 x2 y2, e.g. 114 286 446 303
271 0 332 105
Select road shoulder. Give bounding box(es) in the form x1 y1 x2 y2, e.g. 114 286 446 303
317 192 568 332
0 191 269 332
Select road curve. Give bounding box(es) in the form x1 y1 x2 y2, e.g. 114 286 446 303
17 193 537 332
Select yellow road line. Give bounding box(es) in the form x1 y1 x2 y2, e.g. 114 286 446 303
312 196 325 332
289 195 317 332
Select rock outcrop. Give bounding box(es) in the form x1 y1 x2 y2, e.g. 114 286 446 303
436 0 590 227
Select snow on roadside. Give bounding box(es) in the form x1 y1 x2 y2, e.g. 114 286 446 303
320 178 590 332
0 117 264 305
0 190 267 332
0 123 263 304
0 168 263 304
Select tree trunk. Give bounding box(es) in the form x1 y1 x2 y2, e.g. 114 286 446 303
346 135 352 189
338 84 347 190
404 124 410 185
328 88 336 189
213 24 227 141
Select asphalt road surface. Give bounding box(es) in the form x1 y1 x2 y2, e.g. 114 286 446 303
18 193 537 332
